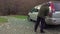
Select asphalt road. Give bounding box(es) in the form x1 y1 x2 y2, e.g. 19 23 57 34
0 16 60 34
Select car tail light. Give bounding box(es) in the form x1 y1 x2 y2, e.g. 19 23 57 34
50 2 55 13
48 1 55 16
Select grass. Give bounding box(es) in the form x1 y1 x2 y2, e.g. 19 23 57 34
12 15 27 19
0 18 8 23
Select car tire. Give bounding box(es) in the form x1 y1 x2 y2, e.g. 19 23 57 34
27 15 32 21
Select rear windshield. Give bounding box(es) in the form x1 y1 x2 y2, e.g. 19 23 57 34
53 2 60 11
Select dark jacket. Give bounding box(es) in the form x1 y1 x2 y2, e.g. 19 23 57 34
38 4 49 18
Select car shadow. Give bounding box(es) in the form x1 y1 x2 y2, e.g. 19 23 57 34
45 25 60 32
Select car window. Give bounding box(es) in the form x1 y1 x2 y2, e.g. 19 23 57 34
53 2 60 11
31 8 38 12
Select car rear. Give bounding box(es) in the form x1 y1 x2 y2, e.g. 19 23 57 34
45 1 60 25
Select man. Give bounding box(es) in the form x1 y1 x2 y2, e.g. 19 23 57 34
34 3 49 33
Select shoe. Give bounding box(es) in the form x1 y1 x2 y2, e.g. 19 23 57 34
40 31 45 33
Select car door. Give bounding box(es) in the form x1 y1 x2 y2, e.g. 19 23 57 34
31 11 38 20
29 8 38 20
29 5 42 20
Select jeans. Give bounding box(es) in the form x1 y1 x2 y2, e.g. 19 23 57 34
34 16 45 32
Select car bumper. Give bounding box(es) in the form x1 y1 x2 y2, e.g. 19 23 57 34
45 18 60 25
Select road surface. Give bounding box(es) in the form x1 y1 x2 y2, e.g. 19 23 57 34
0 16 60 34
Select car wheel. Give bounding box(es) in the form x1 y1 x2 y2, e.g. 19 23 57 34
27 15 32 21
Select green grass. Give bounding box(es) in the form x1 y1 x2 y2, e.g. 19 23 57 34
0 18 8 22
12 15 27 19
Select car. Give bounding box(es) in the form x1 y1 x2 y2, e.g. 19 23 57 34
28 5 41 21
28 1 60 25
